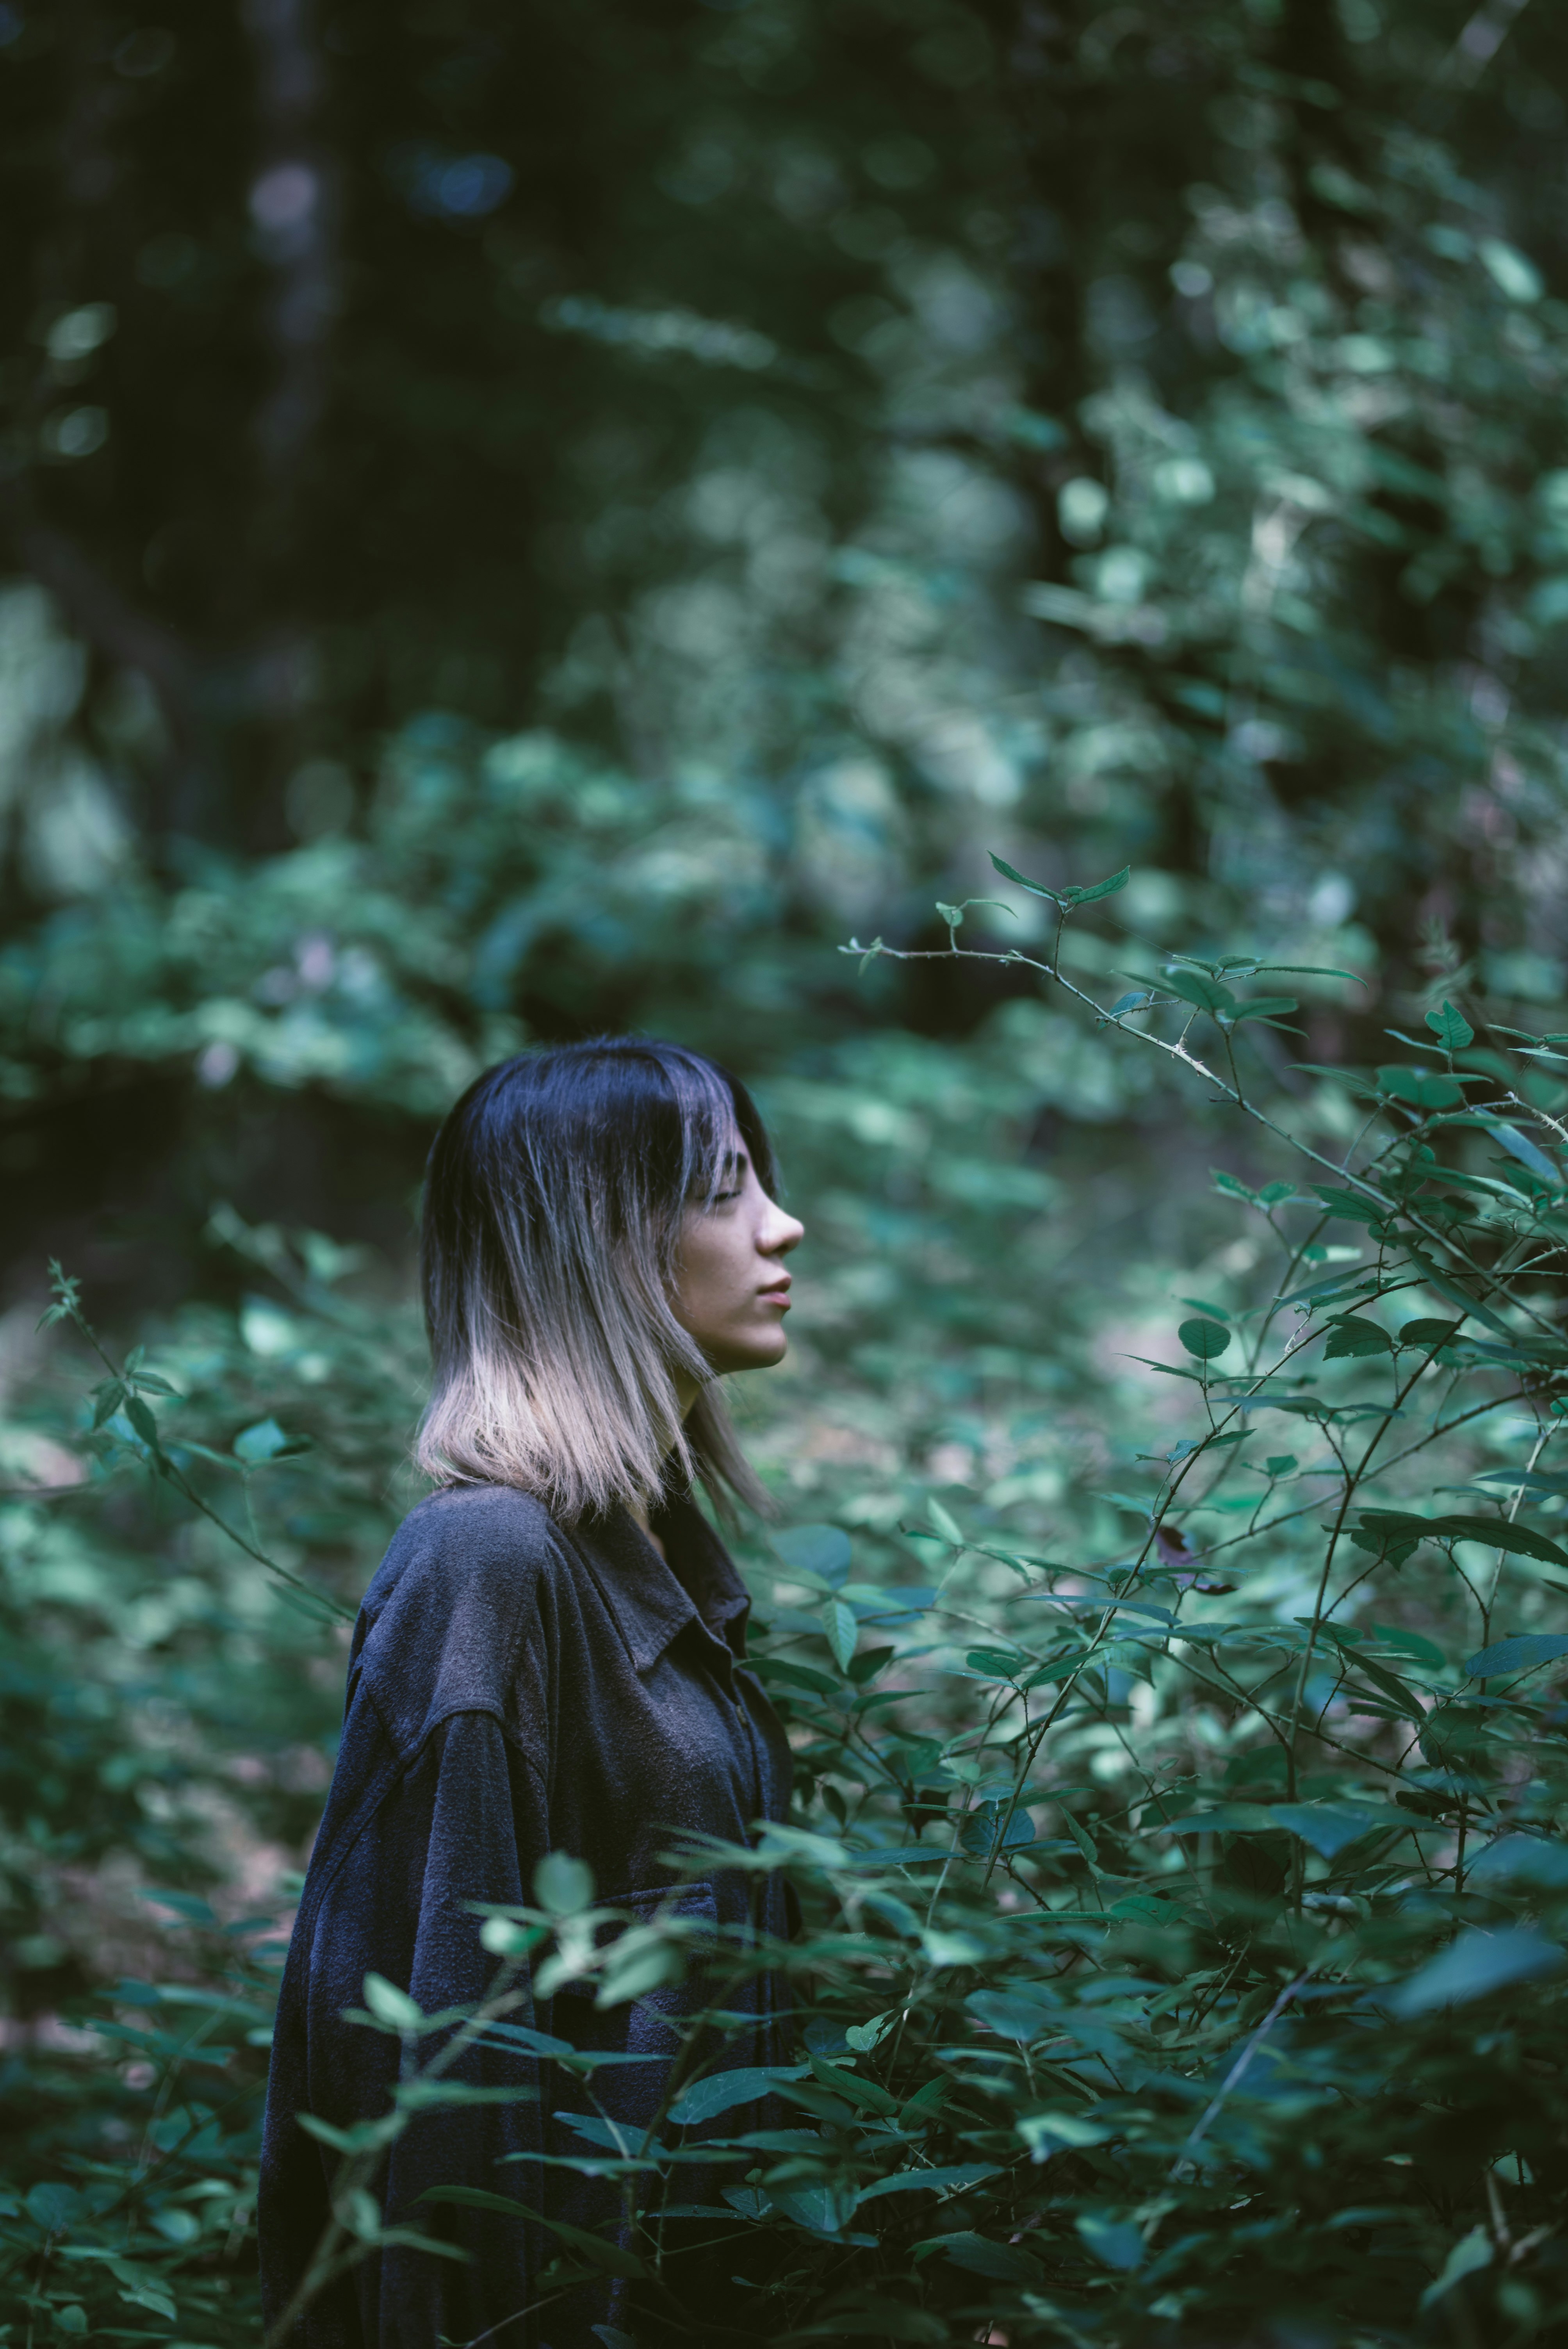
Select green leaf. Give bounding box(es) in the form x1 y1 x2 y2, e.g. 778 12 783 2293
969 1986 1056 2039
1479 236 1543 302
857 2163 1001 2203
1164 968 1237 1017
1484 1121 1559 1184
927 1495 964 1545
1377 1065 1466 1110
988 852 1128 910
91 1380 127 1429
296 2111 397 2155
937 895 1014 931
360 1973 425 2033
1178 1317 1231 1361
920 1928 985 1968
1369 1623 1446 1669
1311 1183 1389 1226
1269 1802 1385 1857
1425 999 1475 1052
1077 2213 1144 2270
1340 1656 1427 1722
1436 1517 1568 1566
533 1852 595 1916
117 2285 176 2320
1322 1314 1393 1358
1466 1835 1568 1888
233 1416 293 1463
989 850 1058 901
1018 2110 1111 2159
1388 1927 1564 2018
342 2187 382 2240
124 1395 161 1449
1230 994 1299 1024
751 1658 839 1698
1466 1633 1568 1678
766 2181 861 2235
1401 1246 1513 1334
1399 1318 1465 1351
594 1931 684 2007
478 1916 536 1959
1062 864 1130 906
1155 1803 1278 1836
820 1598 858 1673
774 1523 852 1583
1420 2228 1492 2310
422 2189 647 2278
964 1646 1030 1681
959 1798 1036 1857
930 2232 1042 2282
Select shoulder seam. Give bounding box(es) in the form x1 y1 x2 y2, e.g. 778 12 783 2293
363 1682 549 1792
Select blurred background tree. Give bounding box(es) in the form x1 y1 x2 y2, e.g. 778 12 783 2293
4 0 1568 1303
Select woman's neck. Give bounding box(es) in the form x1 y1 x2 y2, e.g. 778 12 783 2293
627 1371 699 1559
626 1496 666 1561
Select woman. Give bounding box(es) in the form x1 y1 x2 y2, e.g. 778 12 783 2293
259 1038 804 2348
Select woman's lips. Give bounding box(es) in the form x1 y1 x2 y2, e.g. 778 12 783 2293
759 1281 791 1307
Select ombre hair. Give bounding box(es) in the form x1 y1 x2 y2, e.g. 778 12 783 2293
417 1037 779 1522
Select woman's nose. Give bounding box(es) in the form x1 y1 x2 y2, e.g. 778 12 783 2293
765 1207 804 1255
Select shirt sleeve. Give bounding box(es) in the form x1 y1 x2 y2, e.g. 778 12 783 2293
263 1712 553 2348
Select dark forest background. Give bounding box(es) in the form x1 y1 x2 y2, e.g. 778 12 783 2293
6 1 1568 2341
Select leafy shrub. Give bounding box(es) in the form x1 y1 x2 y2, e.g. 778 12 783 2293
11 853 1568 2345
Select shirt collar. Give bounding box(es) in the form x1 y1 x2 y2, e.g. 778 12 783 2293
574 1492 751 1674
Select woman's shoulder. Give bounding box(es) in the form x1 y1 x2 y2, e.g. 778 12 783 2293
364 1482 569 1609
351 1485 572 1727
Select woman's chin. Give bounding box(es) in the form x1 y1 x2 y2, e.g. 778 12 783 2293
711 1330 789 1376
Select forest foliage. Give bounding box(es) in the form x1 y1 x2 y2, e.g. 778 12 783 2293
6 0 1568 2343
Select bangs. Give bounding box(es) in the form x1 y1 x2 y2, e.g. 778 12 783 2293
668 1054 773 1213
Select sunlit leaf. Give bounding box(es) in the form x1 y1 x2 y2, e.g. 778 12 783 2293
359 1973 425 2033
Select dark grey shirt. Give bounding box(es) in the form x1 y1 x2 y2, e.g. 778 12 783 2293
258 1482 793 2348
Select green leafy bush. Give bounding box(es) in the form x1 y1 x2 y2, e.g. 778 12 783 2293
11 856 1568 2344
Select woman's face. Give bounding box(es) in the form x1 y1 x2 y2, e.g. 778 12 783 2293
671 1147 804 1383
